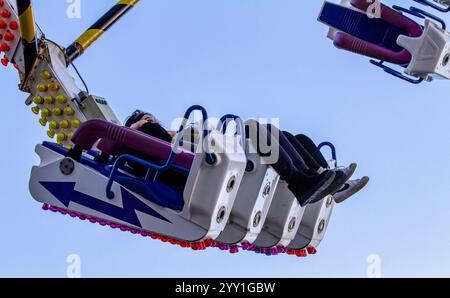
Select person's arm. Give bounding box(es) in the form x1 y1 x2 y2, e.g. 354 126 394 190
130 119 148 130
140 122 173 143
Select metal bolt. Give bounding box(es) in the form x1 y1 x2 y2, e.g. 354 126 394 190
326 196 333 208
262 183 271 198
59 158 75 176
226 176 236 193
443 53 450 66
217 206 226 224
288 217 296 233
253 211 262 228
318 219 326 234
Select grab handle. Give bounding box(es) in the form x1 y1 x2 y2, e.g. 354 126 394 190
318 142 337 163
217 114 247 152
173 105 216 165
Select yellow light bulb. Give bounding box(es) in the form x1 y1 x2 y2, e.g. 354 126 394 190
56 133 66 143
41 71 52 80
44 96 55 104
41 108 51 118
33 96 44 104
49 120 59 130
39 118 47 127
52 108 62 117
64 107 75 116
56 95 67 104
48 83 60 92
47 129 55 139
37 83 48 92
72 119 81 128
60 120 70 129
31 106 40 115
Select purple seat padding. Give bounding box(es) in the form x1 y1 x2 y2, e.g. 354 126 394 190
71 120 194 169
333 0 423 65
97 138 122 157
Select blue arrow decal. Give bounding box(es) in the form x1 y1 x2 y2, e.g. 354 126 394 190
40 182 171 227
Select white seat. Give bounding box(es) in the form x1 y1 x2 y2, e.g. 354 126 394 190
181 129 247 240
252 181 305 248
288 159 336 250
216 140 280 245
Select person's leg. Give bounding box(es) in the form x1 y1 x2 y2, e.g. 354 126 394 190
246 120 335 206
246 121 298 181
295 134 329 169
295 134 356 203
283 131 322 172
294 134 358 204
270 126 312 174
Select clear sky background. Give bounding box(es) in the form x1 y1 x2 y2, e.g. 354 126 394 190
1 0 450 277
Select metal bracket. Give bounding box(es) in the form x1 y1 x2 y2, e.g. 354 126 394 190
397 20 450 81
368 5 448 84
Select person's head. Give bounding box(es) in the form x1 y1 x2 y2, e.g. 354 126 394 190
125 110 160 127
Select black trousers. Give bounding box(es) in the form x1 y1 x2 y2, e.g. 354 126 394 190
283 132 329 170
249 122 329 182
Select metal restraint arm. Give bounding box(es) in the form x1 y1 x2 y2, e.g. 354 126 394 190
414 0 450 12
65 0 140 64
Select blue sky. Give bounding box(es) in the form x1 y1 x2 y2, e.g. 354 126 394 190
1 0 450 277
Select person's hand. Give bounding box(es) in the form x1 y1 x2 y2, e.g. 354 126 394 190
130 119 149 130
168 130 177 138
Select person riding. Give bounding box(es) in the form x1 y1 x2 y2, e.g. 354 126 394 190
123 110 368 206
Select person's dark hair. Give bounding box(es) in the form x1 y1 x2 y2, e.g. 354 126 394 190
125 110 155 127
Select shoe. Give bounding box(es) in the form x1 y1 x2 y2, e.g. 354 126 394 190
309 163 357 204
333 176 369 204
288 170 336 207
336 163 357 185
